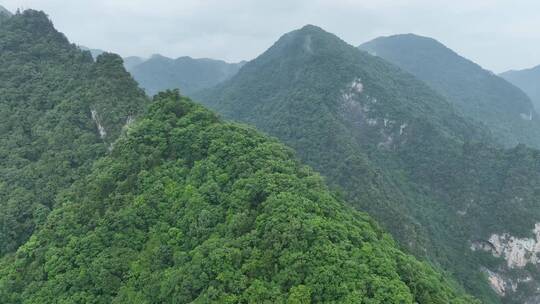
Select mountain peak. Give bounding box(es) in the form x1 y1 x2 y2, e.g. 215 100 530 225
3 9 69 44
249 24 353 68
361 33 540 148
149 53 173 61
361 33 449 55
297 24 325 33
289 24 336 41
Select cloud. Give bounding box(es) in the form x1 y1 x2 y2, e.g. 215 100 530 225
2 0 540 72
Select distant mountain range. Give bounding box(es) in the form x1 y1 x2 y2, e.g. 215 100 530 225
125 54 245 96
196 25 540 303
122 55 145 70
501 65 540 112
360 34 540 149
79 47 245 97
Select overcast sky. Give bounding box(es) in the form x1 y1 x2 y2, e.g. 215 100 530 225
2 0 539 72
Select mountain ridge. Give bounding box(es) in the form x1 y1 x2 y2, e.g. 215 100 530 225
359 33 540 149
126 53 245 96
500 65 540 112
196 24 540 303
0 13 479 304
0 5 11 19
0 9 148 255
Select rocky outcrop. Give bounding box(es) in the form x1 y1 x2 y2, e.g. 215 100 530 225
91 109 107 139
339 78 408 150
483 268 532 297
472 223 540 268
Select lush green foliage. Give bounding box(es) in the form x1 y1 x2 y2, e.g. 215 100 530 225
127 54 244 96
360 34 540 149
0 5 11 22
196 25 540 303
0 14 480 303
0 91 478 303
501 65 540 112
0 10 148 255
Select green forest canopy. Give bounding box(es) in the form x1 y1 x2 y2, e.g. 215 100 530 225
0 91 477 303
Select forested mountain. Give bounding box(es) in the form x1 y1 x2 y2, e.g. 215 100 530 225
501 65 540 112
0 10 148 256
0 5 11 21
123 55 146 70
0 91 477 303
0 9 481 304
126 54 244 96
359 34 540 149
196 25 540 303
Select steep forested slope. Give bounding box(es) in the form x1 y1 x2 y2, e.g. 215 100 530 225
0 10 481 303
199 24 480 261
359 34 540 149
127 54 244 96
196 25 540 303
0 91 477 304
501 65 540 112
0 5 11 21
0 10 148 255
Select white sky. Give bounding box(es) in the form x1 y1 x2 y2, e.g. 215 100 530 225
2 0 540 72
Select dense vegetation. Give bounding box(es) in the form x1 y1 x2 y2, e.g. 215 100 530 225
360 34 540 149
127 54 244 96
0 5 11 22
0 91 478 303
196 25 540 303
0 10 148 256
79 46 106 59
501 65 540 112
0 11 482 303
4 8 540 303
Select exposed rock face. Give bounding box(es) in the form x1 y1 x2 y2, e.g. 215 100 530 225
473 224 540 268
483 268 533 297
399 123 408 135
339 78 407 150
471 240 496 252
525 295 540 304
485 269 509 296
91 109 107 139
340 78 372 128
472 225 540 301
303 34 313 54
125 115 135 127
521 111 533 121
